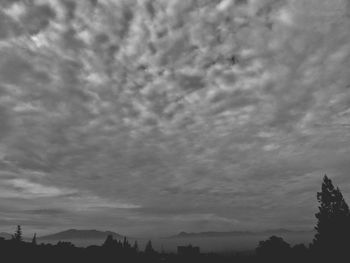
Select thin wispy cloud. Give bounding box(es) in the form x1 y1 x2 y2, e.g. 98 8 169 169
0 178 75 198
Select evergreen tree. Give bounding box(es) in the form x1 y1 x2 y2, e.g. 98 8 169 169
312 175 350 255
133 241 139 253
31 233 37 245
12 225 23 242
123 236 130 249
144 240 155 254
102 234 114 248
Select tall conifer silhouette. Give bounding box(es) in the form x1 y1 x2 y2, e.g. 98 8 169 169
31 233 37 245
312 175 350 256
12 225 23 242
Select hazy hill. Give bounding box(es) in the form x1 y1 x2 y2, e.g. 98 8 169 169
0 232 12 240
39 229 123 240
33 228 314 252
169 229 312 238
160 229 314 252
170 231 253 238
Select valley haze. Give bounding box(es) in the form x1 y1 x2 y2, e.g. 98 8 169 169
0 228 314 252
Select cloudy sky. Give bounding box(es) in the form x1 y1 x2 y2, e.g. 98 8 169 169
0 0 350 237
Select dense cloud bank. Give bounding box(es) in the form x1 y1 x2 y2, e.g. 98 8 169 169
0 0 350 236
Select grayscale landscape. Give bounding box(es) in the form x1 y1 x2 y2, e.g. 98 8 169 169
0 0 349 262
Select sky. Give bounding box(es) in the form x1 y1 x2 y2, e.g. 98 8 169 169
0 0 350 237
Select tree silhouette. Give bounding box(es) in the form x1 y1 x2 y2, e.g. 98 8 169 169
256 235 290 260
144 240 155 254
122 236 131 249
133 240 139 252
102 234 114 248
291 243 308 260
312 175 350 256
56 241 75 248
12 225 23 242
31 233 37 245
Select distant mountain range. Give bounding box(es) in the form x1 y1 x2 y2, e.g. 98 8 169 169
168 229 314 238
2 228 314 242
2 228 314 251
39 229 124 240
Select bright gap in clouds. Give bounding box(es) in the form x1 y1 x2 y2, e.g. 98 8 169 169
0 0 349 237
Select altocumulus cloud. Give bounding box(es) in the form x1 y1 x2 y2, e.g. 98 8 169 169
1 178 75 198
0 0 350 236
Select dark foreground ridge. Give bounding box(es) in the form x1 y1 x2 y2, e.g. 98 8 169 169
1 175 350 263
